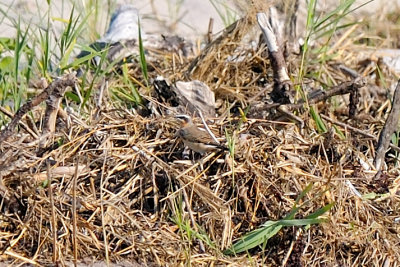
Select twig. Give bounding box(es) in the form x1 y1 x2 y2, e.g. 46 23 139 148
0 89 46 143
292 77 366 109
250 78 366 113
248 84 273 103
281 229 302 267
94 78 107 120
41 73 77 147
320 114 374 138
349 81 361 118
277 106 304 128
3 250 38 265
346 179 362 198
337 64 361 79
0 106 38 139
100 150 110 265
207 18 214 43
320 113 400 154
257 11 293 104
152 163 159 216
72 158 79 267
374 80 400 170
198 110 219 144
0 72 76 144
257 11 288 82
47 161 58 264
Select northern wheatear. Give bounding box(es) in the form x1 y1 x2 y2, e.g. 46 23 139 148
175 114 228 155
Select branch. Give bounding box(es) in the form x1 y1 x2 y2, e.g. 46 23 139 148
374 80 400 170
0 73 76 144
257 10 293 104
249 77 366 115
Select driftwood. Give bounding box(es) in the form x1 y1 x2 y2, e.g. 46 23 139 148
257 10 293 104
40 74 77 147
0 73 76 145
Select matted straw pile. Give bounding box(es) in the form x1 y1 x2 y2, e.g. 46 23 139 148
1 4 400 267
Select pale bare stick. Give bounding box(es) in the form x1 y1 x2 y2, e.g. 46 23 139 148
198 110 220 144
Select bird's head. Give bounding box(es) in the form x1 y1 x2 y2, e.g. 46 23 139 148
175 114 192 126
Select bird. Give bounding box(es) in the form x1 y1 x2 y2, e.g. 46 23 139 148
175 114 228 155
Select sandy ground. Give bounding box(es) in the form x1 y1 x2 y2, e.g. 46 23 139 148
1 0 400 42
0 0 233 41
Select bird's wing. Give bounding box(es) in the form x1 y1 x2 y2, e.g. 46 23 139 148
183 126 220 145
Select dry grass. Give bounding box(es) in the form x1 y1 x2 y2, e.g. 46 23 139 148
1 3 400 266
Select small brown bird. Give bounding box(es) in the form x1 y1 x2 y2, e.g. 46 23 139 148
175 114 228 154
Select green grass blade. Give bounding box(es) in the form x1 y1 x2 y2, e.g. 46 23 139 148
294 182 313 205
225 216 329 255
122 61 142 105
225 182 333 255
137 18 148 87
59 8 92 71
306 203 335 219
59 38 76 70
283 183 313 221
310 106 327 133
224 222 281 255
313 0 355 32
278 218 327 226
